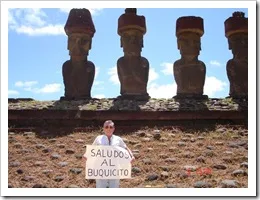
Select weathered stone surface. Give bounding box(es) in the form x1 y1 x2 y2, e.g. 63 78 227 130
220 180 240 188
32 184 47 188
70 168 82 174
58 162 68 167
21 176 34 182
51 153 61 159
61 9 96 100
173 16 207 99
194 181 212 188
146 173 159 181
240 162 248 168
16 169 24 174
232 169 247 176
9 161 21 167
54 175 65 182
132 167 141 173
143 158 152 164
117 8 150 100
66 149 75 154
225 12 248 99
213 164 227 170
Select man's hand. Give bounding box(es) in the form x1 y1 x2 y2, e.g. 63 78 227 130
130 156 135 164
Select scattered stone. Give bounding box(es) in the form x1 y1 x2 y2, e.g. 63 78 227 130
16 169 24 174
9 132 15 135
132 150 139 154
197 142 204 147
224 151 234 155
146 148 153 152
58 162 68 167
14 143 22 148
133 143 142 148
141 138 151 142
51 153 61 159
143 158 152 164
232 135 240 139
132 167 141 173
159 154 168 159
194 181 212 188
160 137 168 142
240 162 248 168
34 161 45 166
177 141 186 147
54 175 65 182
213 164 227 170
216 128 227 133
70 168 82 174
190 138 196 142
181 137 190 142
206 146 214 150
66 185 80 188
196 156 206 163
197 136 205 140
21 176 34 182
165 158 176 163
160 171 169 180
177 171 189 179
136 131 146 137
146 173 159 181
48 138 57 143
160 166 171 172
232 169 248 176
57 144 66 148
169 147 177 152
153 132 161 140
75 139 84 143
9 161 21 167
42 148 52 153
23 132 35 136
66 149 75 154
166 184 177 188
129 140 139 145
203 150 215 157
32 184 47 188
42 169 53 175
215 142 224 145
228 142 240 148
220 180 240 188
168 133 176 137
183 152 195 158
75 154 83 159
183 165 197 171
222 157 233 163
36 144 46 149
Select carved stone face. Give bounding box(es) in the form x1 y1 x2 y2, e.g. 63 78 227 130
228 33 248 59
68 33 92 57
121 30 143 55
177 32 201 57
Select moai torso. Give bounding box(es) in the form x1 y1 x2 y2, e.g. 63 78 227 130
173 28 207 98
117 9 150 100
225 12 248 99
61 9 96 100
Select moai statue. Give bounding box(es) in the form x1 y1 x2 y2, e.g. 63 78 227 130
117 8 150 100
60 9 96 100
173 16 207 99
224 12 248 99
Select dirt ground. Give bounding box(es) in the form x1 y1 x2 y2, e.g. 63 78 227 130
8 125 248 188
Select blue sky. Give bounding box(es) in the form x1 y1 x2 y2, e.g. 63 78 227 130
7 7 249 100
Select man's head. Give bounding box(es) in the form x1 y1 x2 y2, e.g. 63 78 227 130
103 120 115 137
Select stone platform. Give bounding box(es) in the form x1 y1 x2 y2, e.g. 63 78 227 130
8 98 248 133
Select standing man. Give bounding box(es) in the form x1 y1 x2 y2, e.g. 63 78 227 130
83 120 135 188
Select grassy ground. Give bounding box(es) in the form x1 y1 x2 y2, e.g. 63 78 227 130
8 125 248 188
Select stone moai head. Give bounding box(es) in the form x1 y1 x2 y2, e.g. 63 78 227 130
176 16 204 58
225 12 248 59
118 8 146 56
64 9 96 61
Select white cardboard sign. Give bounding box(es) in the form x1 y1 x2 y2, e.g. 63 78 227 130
85 145 132 179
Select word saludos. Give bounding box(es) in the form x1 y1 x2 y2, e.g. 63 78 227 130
90 149 130 159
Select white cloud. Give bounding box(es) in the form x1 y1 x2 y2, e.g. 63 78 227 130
148 68 159 84
204 76 227 96
209 60 222 67
108 66 119 85
93 94 105 99
93 81 104 86
9 8 64 36
15 24 65 36
8 90 19 96
148 83 177 98
35 83 62 93
160 62 173 76
59 8 103 16
15 81 38 87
